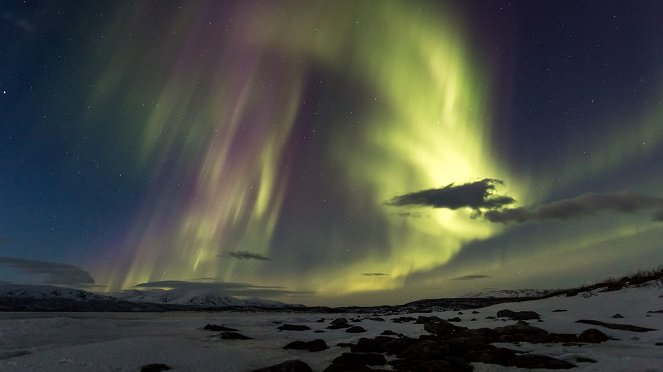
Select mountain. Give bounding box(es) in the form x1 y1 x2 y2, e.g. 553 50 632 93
114 288 293 308
0 284 297 311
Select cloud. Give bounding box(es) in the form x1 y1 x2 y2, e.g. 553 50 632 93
485 191 663 223
361 272 389 276
385 179 515 211
451 274 490 281
134 280 312 297
0 257 95 285
223 250 271 261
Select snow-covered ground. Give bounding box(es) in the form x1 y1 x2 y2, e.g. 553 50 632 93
0 285 661 371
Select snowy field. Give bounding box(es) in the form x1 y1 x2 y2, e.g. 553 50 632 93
0 286 662 371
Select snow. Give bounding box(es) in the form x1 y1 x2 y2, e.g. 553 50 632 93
0 285 661 371
113 288 291 307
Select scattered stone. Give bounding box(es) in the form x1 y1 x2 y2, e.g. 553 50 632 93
204 324 238 332
612 313 624 318
397 340 450 360
278 324 311 331
316 318 326 323
576 357 597 363
497 309 541 320
577 328 610 343
647 309 663 313
351 318 362 323
327 323 351 330
380 330 398 336
390 359 453 372
251 359 313 372
283 339 328 352
423 318 466 336
332 352 387 366
576 319 656 332
331 318 348 325
486 316 496 319
221 332 253 340
140 364 171 372
369 317 385 321
516 320 529 326
415 315 442 324
470 318 477 321
392 316 417 323
472 310 480 314
458 311 464 315
337 342 354 348
447 317 462 322
346 326 367 333
655 342 663 346
552 309 567 313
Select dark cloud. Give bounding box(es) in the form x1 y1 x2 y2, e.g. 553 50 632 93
451 274 490 281
0 257 95 285
386 179 515 211
485 191 663 223
361 272 389 276
134 280 312 297
223 250 271 261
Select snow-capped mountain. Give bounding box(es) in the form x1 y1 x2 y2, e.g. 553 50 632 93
114 288 293 308
462 288 553 298
0 284 297 311
0 284 115 302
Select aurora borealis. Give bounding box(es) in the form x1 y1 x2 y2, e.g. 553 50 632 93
2 1 663 305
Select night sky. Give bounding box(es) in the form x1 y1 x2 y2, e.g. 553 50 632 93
2 0 663 306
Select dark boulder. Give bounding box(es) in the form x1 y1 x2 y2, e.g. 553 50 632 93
496 309 541 320
346 326 367 333
278 324 311 331
577 328 610 343
140 364 171 372
332 352 387 366
251 359 313 372
221 332 253 340
204 324 238 332
283 339 328 352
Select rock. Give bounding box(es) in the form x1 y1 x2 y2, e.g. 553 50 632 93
140 364 171 372
221 332 253 340
415 316 442 324
458 311 464 315
327 323 351 330
576 319 656 332
351 336 396 352
496 309 540 320
470 318 477 321
472 310 480 314
390 359 452 372
251 359 313 372
397 340 450 360
392 316 417 323
423 319 465 336
278 324 311 331
314 330 325 333
577 328 610 343
283 339 328 352
332 352 387 366
369 317 385 321
351 319 362 323
346 326 367 333
381 330 398 336
322 364 369 372
576 357 597 363
331 318 348 325
337 342 354 348
316 318 325 323
204 324 238 332
552 309 567 313
612 313 624 318
447 317 462 322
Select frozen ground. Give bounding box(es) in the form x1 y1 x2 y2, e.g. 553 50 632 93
0 285 661 371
